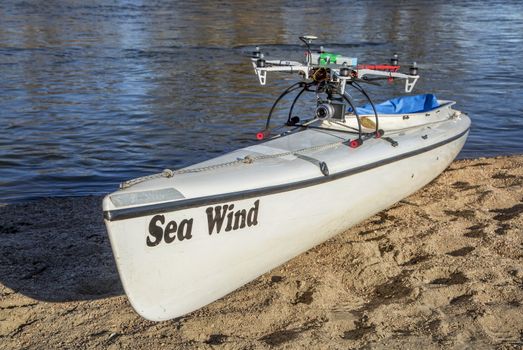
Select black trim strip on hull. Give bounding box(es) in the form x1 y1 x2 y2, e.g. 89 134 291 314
104 128 469 222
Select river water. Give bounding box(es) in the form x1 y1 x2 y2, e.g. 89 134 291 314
1 0 522 202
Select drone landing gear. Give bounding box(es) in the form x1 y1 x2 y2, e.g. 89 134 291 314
256 77 386 148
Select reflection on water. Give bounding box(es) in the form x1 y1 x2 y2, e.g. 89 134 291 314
0 0 522 202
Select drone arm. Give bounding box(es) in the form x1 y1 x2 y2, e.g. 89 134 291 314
263 59 303 66
355 69 420 93
251 59 309 85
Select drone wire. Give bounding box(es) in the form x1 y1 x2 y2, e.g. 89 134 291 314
265 82 305 130
330 120 360 133
287 87 307 125
350 81 380 135
294 124 359 135
341 92 363 140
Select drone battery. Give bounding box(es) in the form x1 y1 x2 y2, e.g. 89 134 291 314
310 52 358 66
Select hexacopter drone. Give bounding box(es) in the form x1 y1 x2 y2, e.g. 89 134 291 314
250 35 420 147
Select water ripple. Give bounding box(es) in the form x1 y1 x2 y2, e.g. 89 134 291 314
0 0 522 202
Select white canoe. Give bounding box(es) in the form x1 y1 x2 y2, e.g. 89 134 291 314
103 104 470 321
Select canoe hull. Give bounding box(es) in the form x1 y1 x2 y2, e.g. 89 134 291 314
104 127 468 321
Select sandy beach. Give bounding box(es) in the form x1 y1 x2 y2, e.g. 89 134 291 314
1 155 522 349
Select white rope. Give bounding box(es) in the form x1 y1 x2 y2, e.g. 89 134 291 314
120 141 343 189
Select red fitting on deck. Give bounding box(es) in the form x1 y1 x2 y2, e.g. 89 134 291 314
349 139 363 148
256 129 270 140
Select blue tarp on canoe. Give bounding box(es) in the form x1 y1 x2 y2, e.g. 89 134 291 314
355 94 439 115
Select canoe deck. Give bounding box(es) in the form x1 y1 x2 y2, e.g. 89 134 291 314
104 110 468 215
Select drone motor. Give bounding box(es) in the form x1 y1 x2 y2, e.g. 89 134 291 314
409 62 418 76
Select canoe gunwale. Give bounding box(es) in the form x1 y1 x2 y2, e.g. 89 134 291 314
104 127 470 222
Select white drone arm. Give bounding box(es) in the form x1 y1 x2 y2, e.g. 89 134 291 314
251 59 308 85
354 69 420 93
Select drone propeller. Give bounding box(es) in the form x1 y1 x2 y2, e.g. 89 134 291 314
299 35 318 43
250 46 263 59
239 46 271 59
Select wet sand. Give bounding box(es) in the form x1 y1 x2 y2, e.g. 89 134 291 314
1 156 522 349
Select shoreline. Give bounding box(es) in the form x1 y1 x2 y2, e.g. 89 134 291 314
1 155 522 349
2 153 522 207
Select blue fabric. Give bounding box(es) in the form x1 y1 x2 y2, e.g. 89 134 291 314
355 94 439 115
